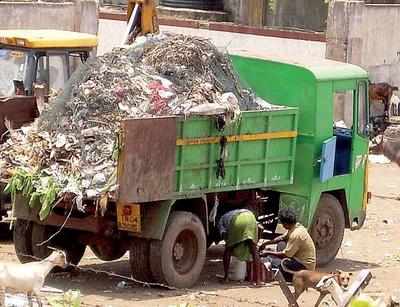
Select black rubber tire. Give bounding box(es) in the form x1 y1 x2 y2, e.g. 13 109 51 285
129 238 153 282
310 194 345 266
13 219 34 263
89 242 126 261
31 223 86 265
31 223 54 259
57 231 86 265
0 223 12 241
150 211 206 288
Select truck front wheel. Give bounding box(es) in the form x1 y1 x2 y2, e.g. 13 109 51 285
310 194 345 266
149 211 206 288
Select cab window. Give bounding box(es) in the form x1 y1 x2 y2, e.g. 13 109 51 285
333 90 354 129
333 89 354 176
0 50 28 96
358 81 368 137
36 54 69 93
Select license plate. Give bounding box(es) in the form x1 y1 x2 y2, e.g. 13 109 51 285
117 203 141 233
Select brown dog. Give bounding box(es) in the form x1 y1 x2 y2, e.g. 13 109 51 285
281 259 352 301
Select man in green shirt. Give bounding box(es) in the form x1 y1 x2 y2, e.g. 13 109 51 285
260 207 316 281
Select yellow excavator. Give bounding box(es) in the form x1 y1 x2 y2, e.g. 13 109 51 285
124 0 159 44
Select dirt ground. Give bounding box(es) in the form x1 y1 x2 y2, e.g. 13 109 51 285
1 162 399 307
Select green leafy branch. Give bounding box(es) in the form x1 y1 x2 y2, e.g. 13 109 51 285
5 168 61 221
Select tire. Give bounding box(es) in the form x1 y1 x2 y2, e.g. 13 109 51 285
90 241 126 261
57 231 86 265
0 223 12 241
150 211 206 288
310 194 345 266
129 238 153 282
31 223 54 259
13 219 34 263
31 223 86 265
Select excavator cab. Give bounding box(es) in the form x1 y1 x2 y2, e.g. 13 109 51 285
0 30 97 97
0 30 97 228
0 30 97 137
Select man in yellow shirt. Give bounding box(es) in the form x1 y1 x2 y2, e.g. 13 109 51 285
260 207 316 281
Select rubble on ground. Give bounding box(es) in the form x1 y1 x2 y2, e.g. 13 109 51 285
0 34 278 219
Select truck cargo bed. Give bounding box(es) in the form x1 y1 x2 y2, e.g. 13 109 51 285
118 108 298 203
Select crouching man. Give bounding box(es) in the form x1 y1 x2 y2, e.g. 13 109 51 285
259 207 316 281
218 209 261 285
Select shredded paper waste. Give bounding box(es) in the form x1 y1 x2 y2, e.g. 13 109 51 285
0 34 279 219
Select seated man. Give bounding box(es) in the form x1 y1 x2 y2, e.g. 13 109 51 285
218 208 261 285
259 207 316 281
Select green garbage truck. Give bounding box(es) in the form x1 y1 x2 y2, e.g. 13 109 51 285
12 52 370 288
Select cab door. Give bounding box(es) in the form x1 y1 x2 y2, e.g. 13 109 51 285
348 80 369 226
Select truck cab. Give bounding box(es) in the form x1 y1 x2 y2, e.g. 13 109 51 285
231 52 370 265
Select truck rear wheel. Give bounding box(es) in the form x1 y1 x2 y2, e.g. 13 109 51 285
310 194 345 266
13 219 33 263
31 223 54 259
31 223 86 265
150 211 206 288
129 238 153 282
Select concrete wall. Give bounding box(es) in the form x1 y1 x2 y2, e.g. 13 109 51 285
98 18 326 60
266 0 328 32
223 0 265 26
326 1 400 86
224 0 327 30
0 1 98 34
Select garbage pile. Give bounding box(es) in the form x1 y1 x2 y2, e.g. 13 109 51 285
0 34 275 219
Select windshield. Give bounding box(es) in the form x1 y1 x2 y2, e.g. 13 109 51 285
0 49 27 96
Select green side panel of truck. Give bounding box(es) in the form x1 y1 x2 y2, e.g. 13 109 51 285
231 54 369 229
135 109 299 240
174 109 298 197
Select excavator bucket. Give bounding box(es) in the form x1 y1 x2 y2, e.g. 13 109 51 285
124 0 159 44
